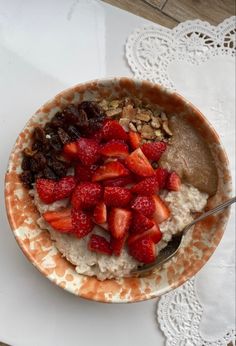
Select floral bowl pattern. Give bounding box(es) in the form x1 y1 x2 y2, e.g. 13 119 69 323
5 78 232 303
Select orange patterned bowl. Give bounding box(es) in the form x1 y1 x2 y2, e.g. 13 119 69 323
5 78 232 303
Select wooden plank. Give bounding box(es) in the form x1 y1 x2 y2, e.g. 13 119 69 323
163 0 235 25
143 0 167 9
103 0 179 28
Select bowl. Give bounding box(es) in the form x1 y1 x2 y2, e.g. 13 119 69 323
5 77 232 303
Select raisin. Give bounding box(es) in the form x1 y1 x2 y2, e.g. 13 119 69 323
42 166 58 180
21 155 31 170
20 171 34 189
49 134 63 152
33 152 47 169
47 158 67 178
50 113 65 128
33 127 47 144
77 109 89 127
67 125 80 140
88 117 104 132
78 101 105 119
57 128 71 144
62 105 80 125
44 123 56 135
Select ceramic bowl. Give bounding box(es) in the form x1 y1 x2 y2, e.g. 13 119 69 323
5 78 232 303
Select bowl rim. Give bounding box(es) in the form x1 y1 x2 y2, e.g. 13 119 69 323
5 77 232 303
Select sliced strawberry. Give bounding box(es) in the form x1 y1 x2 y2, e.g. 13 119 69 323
71 182 102 209
111 235 127 256
141 141 167 161
166 171 181 191
92 161 129 182
131 196 155 217
108 208 132 239
43 208 73 232
131 176 159 195
152 195 170 224
54 176 76 200
128 224 162 245
131 211 155 234
100 140 129 159
88 234 112 255
128 131 141 150
126 148 154 177
72 208 94 238
36 178 56 204
129 237 156 263
104 187 132 207
155 167 169 189
93 202 107 224
102 175 133 187
76 138 100 166
75 164 98 182
63 141 79 158
101 120 128 141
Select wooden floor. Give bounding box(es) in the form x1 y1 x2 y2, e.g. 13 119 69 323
103 0 235 28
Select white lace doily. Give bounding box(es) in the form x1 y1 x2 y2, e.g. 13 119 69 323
126 17 236 346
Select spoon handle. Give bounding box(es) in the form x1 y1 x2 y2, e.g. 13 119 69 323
183 196 236 235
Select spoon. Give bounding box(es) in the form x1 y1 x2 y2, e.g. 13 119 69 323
132 196 236 275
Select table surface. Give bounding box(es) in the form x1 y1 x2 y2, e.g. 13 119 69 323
0 1 235 346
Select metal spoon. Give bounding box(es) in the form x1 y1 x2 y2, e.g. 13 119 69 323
132 196 236 275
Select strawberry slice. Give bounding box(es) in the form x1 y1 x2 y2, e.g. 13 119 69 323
152 195 170 224
129 237 156 263
126 148 154 177
128 131 141 150
104 187 132 207
88 234 112 255
111 235 127 256
141 141 167 161
100 140 129 159
75 164 98 182
92 161 129 182
102 175 133 187
166 171 181 191
131 196 155 217
54 176 76 200
131 176 159 195
93 202 107 224
63 141 79 158
101 119 128 141
43 208 73 232
71 182 102 209
131 211 155 234
36 178 56 204
128 224 162 245
155 167 169 189
72 208 94 238
76 138 100 166
108 208 132 239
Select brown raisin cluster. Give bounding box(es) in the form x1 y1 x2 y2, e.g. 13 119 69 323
20 101 105 188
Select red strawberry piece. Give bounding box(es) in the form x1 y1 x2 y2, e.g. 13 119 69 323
100 140 129 159
43 208 73 232
152 195 170 224
131 211 155 234
131 176 159 195
128 224 162 245
54 176 76 200
75 164 97 182
129 237 156 264
76 138 100 166
63 141 79 158
128 131 141 150
72 208 94 238
102 175 133 187
101 119 128 141
36 178 56 204
141 141 167 161
126 148 154 177
88 234 112 255
89 129 104 142
71 182 102 209
131 196 155 217
108 208 132 239
104 187 132 207
92 161 129 182
93 202 107 224
155 167 169 189
111 235 127 256
166 171 181 191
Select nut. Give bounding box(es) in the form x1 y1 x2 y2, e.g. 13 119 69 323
106 108 122 117
129 122 137 132
154 129 164 139
119 118 130 131
136 112 151 122
137 125 142 132
151 118 161 129
109 100 120 109
161 112 167 121
99 99 109 111
122 105 136 119
162 121 173 136
141 124 155 139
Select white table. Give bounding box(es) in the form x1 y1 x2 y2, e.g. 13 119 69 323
0 1 166 345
